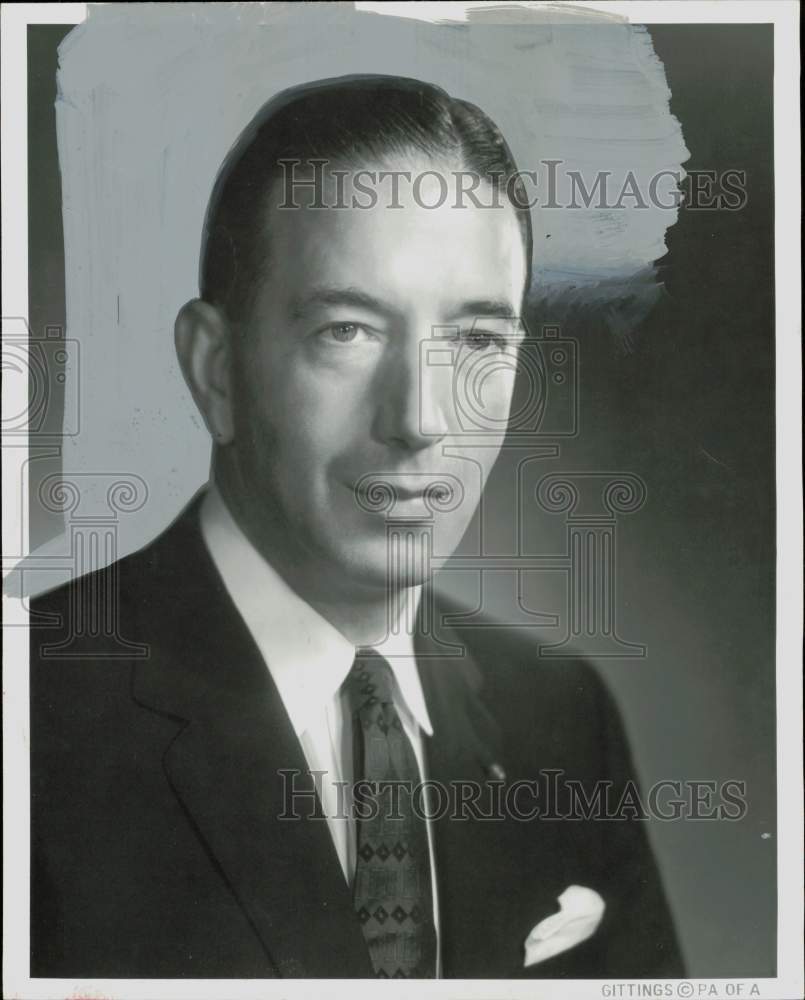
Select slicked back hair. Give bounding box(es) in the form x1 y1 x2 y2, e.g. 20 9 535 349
200 74 533 325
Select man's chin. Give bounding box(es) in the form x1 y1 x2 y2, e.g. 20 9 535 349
320 533 438 591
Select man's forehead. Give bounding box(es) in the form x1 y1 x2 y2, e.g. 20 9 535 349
270 228 525 323
262 162 527 302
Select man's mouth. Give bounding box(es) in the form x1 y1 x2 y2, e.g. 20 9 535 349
348 475 457 514
352 479 427 502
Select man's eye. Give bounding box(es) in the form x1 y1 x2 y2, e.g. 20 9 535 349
458 329 506 352
320 323 371 345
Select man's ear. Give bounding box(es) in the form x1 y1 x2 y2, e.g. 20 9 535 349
174 298 235 445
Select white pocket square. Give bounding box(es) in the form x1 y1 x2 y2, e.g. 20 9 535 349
523 885 606 967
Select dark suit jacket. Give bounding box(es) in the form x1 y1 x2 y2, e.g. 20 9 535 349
30 496 684 978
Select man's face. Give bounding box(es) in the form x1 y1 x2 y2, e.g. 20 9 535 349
228 156 528 589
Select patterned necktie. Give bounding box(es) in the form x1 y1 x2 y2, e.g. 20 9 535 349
345 649 437 978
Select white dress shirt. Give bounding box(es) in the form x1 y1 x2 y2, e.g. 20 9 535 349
199 485 441 970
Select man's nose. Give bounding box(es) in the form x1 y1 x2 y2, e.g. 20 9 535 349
372 339 449 452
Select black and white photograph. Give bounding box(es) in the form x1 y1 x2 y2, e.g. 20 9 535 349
2 2 802 997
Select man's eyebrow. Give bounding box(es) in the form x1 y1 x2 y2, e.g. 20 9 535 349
288 286 397 320
444 298 519 320
287 288 520 325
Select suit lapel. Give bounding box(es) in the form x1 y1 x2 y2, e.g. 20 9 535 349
131 504 372 978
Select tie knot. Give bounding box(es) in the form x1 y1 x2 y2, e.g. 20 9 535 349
346 649 395 714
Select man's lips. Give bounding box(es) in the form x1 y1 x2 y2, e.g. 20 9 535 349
351 481 428 501
342 481 423 520
341 474 462 515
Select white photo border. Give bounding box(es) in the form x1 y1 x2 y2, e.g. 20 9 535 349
2 2 801 998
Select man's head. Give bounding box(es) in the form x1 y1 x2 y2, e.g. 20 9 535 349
176 74 532 595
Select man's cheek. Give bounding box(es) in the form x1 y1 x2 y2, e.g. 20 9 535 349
276 418 354 495
490 371 518 414
452 367 516 429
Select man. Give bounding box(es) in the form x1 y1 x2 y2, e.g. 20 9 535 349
30 75 683 979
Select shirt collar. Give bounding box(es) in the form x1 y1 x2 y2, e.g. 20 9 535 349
199 485 433 739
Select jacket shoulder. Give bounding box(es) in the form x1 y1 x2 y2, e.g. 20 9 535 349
434 595 632 772
439 595 608 704
29 498 213 743
30 496 208 651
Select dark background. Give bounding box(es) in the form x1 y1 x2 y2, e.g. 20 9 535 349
583 25 776 976
28 23 776 976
